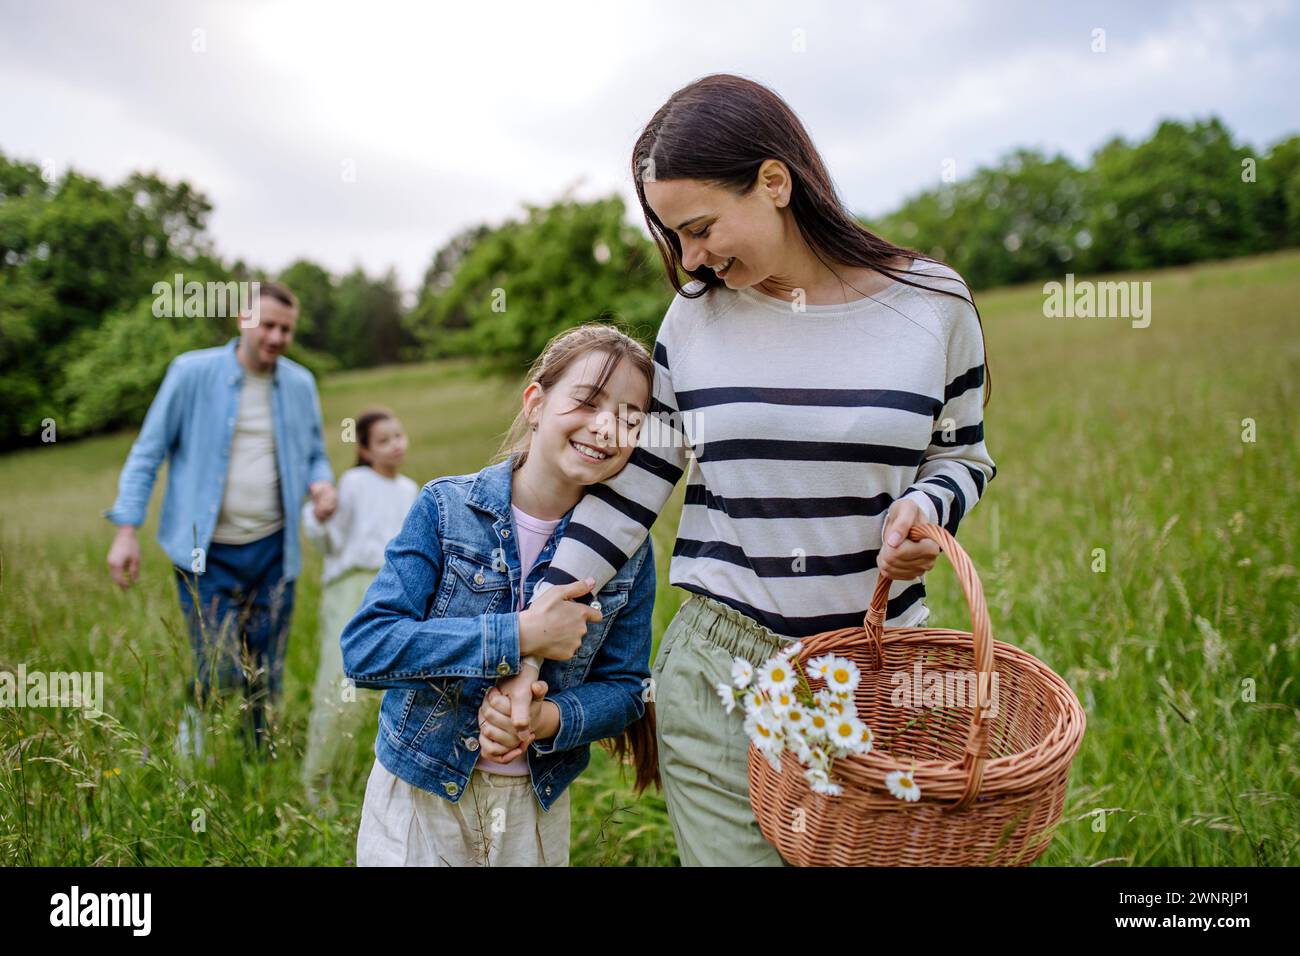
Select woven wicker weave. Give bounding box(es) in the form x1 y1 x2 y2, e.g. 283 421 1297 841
748 522 1085 866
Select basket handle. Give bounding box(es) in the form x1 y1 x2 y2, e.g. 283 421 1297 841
864 522 995 812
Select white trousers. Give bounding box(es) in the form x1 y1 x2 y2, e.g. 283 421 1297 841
355 759 571 866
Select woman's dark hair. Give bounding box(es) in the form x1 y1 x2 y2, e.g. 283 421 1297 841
354 407 396 468
632 73 991 407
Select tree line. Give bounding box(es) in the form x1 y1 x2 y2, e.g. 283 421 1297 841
1 115 1296 447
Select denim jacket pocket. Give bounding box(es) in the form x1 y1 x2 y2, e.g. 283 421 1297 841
438 553 513 617
408 678 472 749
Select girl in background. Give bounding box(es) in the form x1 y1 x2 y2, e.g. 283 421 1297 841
301 408 418 794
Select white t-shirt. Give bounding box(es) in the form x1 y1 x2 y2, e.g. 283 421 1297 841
212 370 284 544
301 466 419 585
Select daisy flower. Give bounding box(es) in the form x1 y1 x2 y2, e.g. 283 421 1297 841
815 689 849 717
805 745 832 773
757 655 797 695
827 715 866 755
715 682 737 715
731 658 754 689
743 687 768 714
783 701 809 732
768 687 796 715
807 653 836 681
805 707 831 741
805 766 844 797
744 708 783 755
885 768 922 802
850 722 875 756
824 657 860 696
787 732 813 765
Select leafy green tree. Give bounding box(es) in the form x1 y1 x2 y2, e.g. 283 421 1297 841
1258 135 1300 246
416 195 664 367
279 259 336 353
1087 118 1264 271
874 149 1093 288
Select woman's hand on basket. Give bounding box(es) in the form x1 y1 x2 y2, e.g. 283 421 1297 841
878 499 941 581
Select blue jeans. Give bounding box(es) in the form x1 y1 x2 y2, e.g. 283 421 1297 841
173 530 296 753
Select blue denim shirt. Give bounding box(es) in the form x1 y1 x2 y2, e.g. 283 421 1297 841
103 338 334 581
340 454 655 812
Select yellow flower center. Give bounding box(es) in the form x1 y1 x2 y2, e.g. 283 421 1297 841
900 777 914 789
832 668 849 683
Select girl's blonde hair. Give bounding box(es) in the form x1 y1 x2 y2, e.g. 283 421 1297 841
492 321 662 795
491 323 655 472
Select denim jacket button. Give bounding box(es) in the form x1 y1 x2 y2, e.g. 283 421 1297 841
474 570 485 585
495 659 511 677
500 528 511 538
544 785 552 795
443 781 459 796
465 736 479 752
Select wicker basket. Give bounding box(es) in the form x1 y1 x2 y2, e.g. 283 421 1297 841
748 522 1085 866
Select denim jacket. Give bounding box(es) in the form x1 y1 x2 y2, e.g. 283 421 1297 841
103 338 334 581
340 454 656 812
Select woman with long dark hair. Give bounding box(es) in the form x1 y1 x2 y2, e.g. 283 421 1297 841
502 73 998 865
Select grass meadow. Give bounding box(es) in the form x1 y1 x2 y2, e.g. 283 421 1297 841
1 250 1297 866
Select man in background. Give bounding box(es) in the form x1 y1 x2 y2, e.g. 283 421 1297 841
105 281 336 758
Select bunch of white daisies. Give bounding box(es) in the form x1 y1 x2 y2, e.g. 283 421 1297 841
717 643 922 802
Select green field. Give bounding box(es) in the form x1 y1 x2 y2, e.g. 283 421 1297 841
2 250 1298 866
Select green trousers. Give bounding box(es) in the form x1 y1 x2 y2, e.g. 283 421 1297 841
652 592 798 866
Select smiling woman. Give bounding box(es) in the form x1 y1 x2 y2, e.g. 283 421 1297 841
525 73 999 867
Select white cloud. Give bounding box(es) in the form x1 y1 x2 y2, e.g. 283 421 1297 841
0 0 1295 289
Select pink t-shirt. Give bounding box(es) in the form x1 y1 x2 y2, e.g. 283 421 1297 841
475 504 563 775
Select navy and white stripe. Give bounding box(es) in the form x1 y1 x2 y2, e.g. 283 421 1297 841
537 258 997 639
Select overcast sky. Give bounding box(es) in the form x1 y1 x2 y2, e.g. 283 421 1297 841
2 0 1296 292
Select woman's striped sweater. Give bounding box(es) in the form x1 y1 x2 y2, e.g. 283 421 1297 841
533 257 998 640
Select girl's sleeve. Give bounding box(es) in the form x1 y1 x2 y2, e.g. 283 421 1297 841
532 314 691 604
301 469 353 555
887 294 998 537
340 484 525 689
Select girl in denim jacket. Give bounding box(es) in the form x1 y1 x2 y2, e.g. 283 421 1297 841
344 324 660 866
